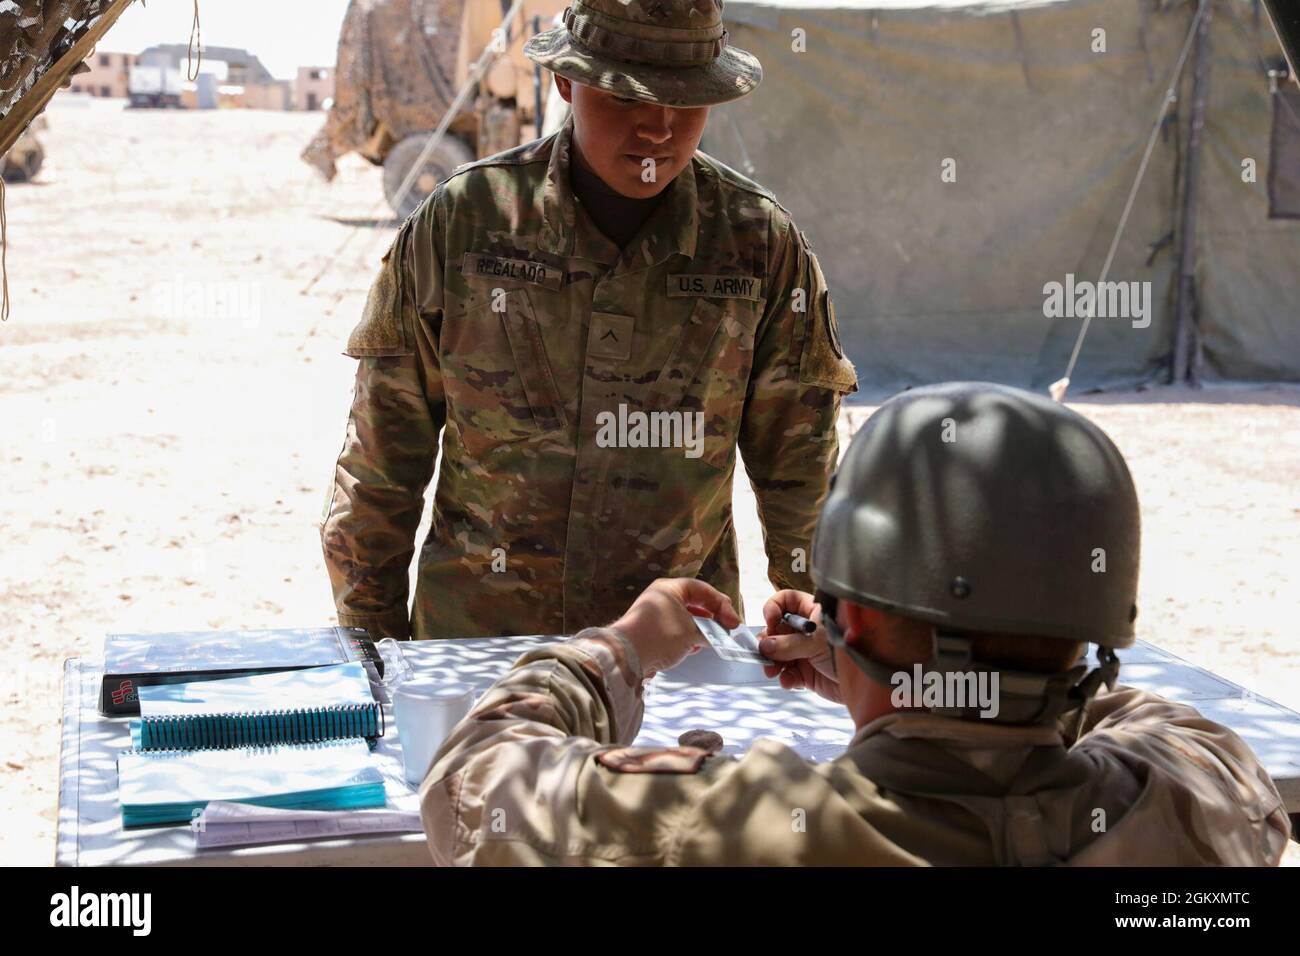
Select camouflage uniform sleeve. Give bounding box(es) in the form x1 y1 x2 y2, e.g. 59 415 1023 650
418 627 923 866
418 627 665 864
739 216 858 593
1074 684 1291 864
320 203 446 640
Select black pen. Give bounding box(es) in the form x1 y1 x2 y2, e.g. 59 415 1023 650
781 612 817 634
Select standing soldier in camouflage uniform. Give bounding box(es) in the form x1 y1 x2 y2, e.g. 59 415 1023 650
321 0 858 640
417 383 1291 865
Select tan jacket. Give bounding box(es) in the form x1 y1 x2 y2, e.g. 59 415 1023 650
419 629 1292 865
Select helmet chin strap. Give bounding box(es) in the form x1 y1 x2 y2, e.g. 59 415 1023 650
839 628 1121 729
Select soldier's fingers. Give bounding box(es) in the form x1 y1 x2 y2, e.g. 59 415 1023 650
766 660 799 689
759 590 816 634
762 597 785 631
758 628 823 663
670 578 740 629
684 601 741 632
712 595 740 629
778 664 807 691
762 590 813 630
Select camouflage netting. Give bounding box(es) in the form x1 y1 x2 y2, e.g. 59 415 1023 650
302 0 464 181
0 1 116 123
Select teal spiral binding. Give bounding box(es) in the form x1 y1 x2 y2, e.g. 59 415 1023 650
123 737 371 760
135 702 384 751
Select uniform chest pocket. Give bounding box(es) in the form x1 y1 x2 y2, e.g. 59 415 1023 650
656 298 761 471
440 288 568 458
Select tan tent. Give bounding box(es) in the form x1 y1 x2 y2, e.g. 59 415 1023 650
4 0 1295 393
702 0 1300 394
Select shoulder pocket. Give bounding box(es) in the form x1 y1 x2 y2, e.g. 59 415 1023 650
797 262 857 394
345 230 416 358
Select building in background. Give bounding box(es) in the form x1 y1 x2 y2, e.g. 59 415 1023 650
69 51 136 98
134 44 294 111
136 44 276 85
294 67 334 111
242 80 293 111
68 44 315 112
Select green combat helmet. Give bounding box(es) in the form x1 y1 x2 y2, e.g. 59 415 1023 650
811 382 1139 727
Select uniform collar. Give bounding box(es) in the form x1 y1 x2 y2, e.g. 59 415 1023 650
851 711 1066 749
843 711 1072 810
538 119 698 267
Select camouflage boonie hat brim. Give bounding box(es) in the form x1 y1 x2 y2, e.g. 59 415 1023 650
524 0 762 108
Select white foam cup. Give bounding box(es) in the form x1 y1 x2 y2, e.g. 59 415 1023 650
392 678 475 787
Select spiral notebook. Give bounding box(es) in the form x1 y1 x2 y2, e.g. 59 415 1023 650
117 738 387 829
129 662 383 751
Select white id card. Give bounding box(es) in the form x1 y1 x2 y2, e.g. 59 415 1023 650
692 617 770 665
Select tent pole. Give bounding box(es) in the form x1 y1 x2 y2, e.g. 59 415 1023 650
1172 0 1215 385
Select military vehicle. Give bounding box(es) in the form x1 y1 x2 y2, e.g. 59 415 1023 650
1 119 45 183
302 0 568 218
127 63 183 109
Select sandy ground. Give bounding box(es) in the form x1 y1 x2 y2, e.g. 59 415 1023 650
2 99 1297 866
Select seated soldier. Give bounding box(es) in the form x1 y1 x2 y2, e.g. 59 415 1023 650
417 382 1291 865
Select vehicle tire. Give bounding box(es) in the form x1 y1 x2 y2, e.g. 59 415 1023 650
382 133 475 220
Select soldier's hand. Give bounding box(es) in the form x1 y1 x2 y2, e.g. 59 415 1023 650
611 577 741 678
757 590 843 703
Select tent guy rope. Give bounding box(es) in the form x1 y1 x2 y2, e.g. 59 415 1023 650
1049 0 1208 402
186 0 202 81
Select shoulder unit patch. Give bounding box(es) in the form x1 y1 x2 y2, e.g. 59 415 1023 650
595 746 711 775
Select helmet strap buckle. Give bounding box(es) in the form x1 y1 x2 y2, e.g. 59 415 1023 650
1065 646 1121 740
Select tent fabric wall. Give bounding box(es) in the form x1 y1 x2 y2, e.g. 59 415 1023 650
1197 6 1300 381
702 0 1298 397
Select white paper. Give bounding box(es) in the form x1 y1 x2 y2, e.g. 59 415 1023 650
138 662 375 717
194 801 423 849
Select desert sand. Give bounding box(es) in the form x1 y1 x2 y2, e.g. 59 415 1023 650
2 98 1296 865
